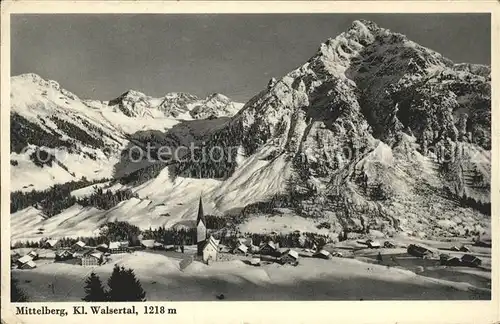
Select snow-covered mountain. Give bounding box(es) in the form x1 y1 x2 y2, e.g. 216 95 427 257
10 20 491 242
9 73 243 192
106 89 243 119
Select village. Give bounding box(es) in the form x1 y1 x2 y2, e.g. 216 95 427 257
12 198 491 277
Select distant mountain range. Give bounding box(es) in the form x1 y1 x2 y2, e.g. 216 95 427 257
10 20 491 242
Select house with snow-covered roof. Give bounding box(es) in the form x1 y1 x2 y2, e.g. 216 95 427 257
27 250 39 260
96 243 109 252
153 242 165 250
19 260 37 269
259 241 278 256
140 239 155 249
234 244 249 255
280 249 299 265
367 241 381 249
55 250 73 261
313 249 331 259
81 251 104 267
16 255 33 267
108 241 128 254
461 254 482 267
43 239 60 249
71 241 86 251
16 255 37 269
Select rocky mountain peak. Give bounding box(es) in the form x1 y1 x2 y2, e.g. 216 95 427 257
175 20 491 232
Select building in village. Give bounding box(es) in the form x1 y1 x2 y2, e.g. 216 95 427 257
71 241 86 251
154 242 165 250
19 260 37 269
313 249 331 260
108 242 128 254
27 250 39 260
43 239 60 249
234 244 249 255
407 244 434 258
55 250 73 261
367 240 381 249
461 254 482 267
383 241 396 248
72 248 92 258
81 251 104 267
96 243 109 253
280 249 299 265
16 255 36 269
442 256 462 266
140 239 155 249
202 236 220 264
259 241 279 256
194 195 221 264
441 254 483 267
119 241 130 248
238 237 253 247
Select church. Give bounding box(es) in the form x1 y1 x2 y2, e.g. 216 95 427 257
196 196 219 263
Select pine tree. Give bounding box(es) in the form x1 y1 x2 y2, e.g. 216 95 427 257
82 272 107 302
11 277 28 302
107 265 146 301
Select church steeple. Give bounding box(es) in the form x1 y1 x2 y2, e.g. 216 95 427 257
197 195 205 226
196 195 207 256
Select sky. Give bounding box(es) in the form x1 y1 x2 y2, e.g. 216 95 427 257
11 14 491 103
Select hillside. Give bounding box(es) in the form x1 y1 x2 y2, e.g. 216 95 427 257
10 20 490 242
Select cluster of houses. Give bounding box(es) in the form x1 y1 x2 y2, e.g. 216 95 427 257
12 238 136 270
11 250 39 269
194 197 340 266
233 238 342 266
406 243 483 268
357 239 397 249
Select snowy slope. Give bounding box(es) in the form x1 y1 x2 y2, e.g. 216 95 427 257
12 251 489 302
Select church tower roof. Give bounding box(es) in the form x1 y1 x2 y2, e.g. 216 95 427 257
197 196 205 225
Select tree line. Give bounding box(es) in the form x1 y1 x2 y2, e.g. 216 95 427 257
11 178 105 213
11 112 74 154
78 188 138 210
141 226 197 246
10 180 137 218
12 217 333 251
50 115 106 149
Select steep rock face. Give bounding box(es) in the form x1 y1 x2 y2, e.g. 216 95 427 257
175 20 490 234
